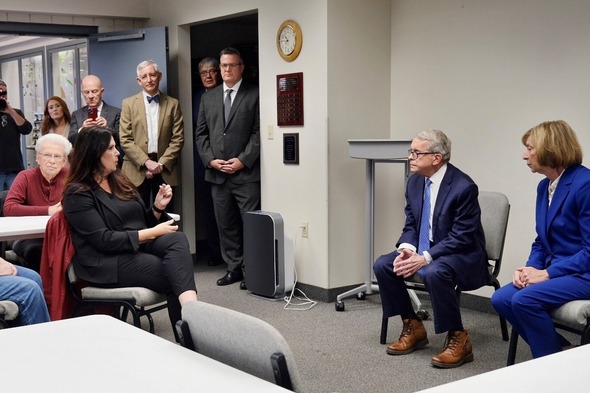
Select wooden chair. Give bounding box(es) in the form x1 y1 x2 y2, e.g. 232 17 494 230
380 191 511 344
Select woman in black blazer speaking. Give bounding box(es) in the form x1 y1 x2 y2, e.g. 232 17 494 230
63 126 197 333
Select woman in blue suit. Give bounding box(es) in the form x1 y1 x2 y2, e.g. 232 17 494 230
492 120 590 358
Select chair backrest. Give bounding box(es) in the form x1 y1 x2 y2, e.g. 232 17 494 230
177 301 304 392
478 191 510 277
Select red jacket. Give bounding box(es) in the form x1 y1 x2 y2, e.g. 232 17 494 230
40 210 75 320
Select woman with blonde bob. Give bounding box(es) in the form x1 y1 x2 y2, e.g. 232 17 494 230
492 120 590 358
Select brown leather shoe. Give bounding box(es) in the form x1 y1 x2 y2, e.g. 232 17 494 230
386 318 428 355
431 329 474 368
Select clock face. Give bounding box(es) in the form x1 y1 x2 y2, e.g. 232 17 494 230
279 26 296 55
277 20 302 61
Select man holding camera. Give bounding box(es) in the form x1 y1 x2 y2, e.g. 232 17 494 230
0 79 33 191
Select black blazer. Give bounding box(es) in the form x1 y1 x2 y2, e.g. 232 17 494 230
63 184 169 284
194 81 260 185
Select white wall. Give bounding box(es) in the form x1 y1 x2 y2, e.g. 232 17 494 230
146 0 334 288
389 0 590 296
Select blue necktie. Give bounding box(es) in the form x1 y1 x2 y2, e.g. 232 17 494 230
147 95 160 104
418 179 432 254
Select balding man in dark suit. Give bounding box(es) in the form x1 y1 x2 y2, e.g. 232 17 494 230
195 47 260 288
68 75 122 165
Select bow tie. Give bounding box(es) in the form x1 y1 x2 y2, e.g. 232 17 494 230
147 95 160 104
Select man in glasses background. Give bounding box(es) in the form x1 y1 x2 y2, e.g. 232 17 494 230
192 57 223 267
373 129 488 369
0 79 33 191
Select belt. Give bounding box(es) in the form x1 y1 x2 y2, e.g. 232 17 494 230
147 152 158 161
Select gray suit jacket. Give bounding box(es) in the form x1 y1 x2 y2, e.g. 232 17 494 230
194 81 260 185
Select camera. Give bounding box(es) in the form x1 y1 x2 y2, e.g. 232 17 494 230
0 98 6 111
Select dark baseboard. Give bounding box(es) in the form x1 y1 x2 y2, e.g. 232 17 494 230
294 282 498 316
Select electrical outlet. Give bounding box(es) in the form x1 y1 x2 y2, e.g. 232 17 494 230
267 125 274 140
302 222 308 238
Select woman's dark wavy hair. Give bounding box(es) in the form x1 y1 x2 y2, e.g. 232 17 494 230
64 126 139 201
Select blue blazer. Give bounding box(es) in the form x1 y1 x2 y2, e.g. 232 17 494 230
398 163 489 291
527 164 590 279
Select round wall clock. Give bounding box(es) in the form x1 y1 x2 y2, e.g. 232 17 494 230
276 20 302 62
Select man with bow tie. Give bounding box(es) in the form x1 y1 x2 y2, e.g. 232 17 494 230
119 60 184 211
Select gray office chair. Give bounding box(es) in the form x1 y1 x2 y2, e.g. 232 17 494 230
0 300 18 328
176 301 304 392
66 263 167 333
380 191 511 344
507 300 590 365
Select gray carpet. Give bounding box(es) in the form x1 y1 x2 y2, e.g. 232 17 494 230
140 261 569 393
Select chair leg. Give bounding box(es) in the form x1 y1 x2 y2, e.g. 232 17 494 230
380 316 388 344
500 315 509 341
506 327 519 366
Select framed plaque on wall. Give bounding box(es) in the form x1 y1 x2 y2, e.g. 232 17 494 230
276 72 303 126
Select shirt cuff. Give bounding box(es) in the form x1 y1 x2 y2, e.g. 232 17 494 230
422 251 433 264
397 243 416 253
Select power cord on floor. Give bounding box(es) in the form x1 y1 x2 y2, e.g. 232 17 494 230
283 224 317 311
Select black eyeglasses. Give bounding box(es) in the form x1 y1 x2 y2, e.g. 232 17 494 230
408 149 438 159
199 70 218 76
0 91 7 97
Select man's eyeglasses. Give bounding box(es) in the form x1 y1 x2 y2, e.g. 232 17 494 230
408 150 438 159
199 70 218 76
39 153 65 161
220 63 242 69
0 90 7 97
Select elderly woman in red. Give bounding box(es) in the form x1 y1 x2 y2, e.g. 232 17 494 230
4 133 71 271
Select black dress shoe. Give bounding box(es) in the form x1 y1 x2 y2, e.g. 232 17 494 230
217 271 244 286
239 280 247 290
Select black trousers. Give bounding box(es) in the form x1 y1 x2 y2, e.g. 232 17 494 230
210 179 260 273
12 238 43 272
100 232 196 330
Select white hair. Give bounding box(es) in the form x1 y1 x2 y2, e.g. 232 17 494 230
35 133 72 156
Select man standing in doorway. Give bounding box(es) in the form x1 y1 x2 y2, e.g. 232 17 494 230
193 57 223 267
68 75 122 165
195 47 260 288
120 60 184 211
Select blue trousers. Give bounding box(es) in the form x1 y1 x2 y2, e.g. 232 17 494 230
373 250 463 334
0 266 50 326
491 275 590 358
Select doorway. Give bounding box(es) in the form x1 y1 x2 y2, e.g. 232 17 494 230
189 12 259 265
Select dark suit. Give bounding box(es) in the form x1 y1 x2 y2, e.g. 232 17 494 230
68 102 123 166
194 81 260 272
193 88 221 261
374 163 488 334
63 183 196 325
492 164 590 358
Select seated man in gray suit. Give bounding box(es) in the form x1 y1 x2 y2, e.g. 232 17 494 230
68 75 123 166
